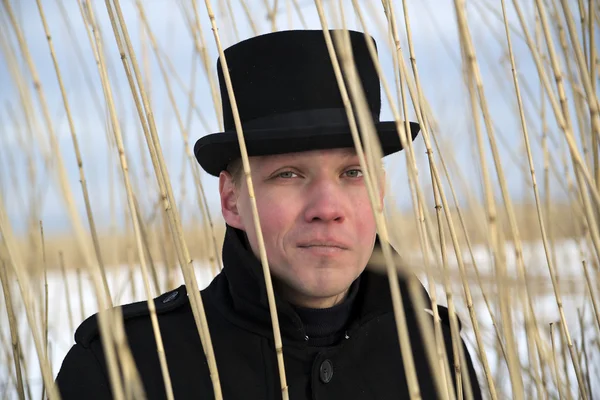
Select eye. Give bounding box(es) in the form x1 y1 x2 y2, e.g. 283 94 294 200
344 169 363 178
277 171 298 179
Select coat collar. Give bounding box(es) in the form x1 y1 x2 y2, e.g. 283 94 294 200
209 225 429 345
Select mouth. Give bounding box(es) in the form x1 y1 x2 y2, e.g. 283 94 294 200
297 244 346 256
297 241 349 250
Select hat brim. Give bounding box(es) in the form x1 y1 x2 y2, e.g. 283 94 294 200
194 121 420 177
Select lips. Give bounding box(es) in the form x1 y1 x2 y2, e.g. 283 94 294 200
297 240 349 250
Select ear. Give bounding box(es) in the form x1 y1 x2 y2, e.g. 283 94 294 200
219 171 245 230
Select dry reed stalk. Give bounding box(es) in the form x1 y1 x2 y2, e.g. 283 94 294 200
381 1 503 396
536 341 550 400
455 9 525 400
578 0 587 67
523 0 600 266
350 2 455 398
190 161 223 275
290 0 307 28
262 0 277 31
525 2 598 394
0 326 18 399
34 0 113 329
434 128 510 386
393 0 497 397
3 2 598 399
0 21 50 191
182 61 223 273
427 102 510 368
323 3 440 398
375 6 455 395
380 89 473 400
103 0 224 397
127 246 138 300
460 1 576 396
74 3 151 399
559 0 600 147
152 45 211 133
53 0 106 124
76 264 85 322
549 0 594 180
75 0 119 152
429 180 465 400
236 0 259 35
589 0 600 194
225 0 240 41
82 2 177 397
577 308 593 398
58 251 75 334
0 108 27 219
550 322 564 399
190 0 223 131
380 7 456 399
535 5 557 302
0 196 59 399
4 0 117 316
392 9 494 396
159 212 177 291
557 321 573 400
134 196 161 296
0 261 26 400
582 260 600 335
499 0 568 396
111 307 147 400
40 221 50 400
202 0 287 396
108 157 120 271
134 127 159 218
574 212 600 342
136 0 222 276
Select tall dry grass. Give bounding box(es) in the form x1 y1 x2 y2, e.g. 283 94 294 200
0 0 599 399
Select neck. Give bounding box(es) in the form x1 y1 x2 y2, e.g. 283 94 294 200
283 287 350 309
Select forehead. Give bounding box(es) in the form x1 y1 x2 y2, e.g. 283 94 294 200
253 148 359 166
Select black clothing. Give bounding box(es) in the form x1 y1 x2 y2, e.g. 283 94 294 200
56 226 483 399
291 276 359 347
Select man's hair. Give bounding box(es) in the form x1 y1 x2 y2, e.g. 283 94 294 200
226 159 243 187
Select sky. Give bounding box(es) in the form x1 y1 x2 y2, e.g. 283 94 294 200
0 0 592 234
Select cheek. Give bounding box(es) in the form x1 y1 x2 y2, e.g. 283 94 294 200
251 195 295 244
353 193 378 238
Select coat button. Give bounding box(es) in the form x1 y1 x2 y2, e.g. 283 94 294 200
319 359 333 383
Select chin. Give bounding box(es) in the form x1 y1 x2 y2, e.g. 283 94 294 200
302 278 355 299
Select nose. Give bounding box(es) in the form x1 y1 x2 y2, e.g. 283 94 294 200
303 177 346 223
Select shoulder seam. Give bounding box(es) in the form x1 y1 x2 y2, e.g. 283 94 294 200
75 285 189 348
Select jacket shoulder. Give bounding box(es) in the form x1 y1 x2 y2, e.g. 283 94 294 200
74 285 189 348
426 305 463 331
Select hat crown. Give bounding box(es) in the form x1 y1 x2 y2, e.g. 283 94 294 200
217 30 381 131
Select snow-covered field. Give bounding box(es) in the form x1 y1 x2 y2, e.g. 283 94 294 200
1 239 597 399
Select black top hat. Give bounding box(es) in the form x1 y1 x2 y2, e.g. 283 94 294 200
194 30 420 177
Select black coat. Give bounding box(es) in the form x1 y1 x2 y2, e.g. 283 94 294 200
56 227 483 399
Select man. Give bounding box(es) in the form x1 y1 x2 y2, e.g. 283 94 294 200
56 30 482 399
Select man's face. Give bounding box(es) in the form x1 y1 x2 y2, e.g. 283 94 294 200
219 148 384 308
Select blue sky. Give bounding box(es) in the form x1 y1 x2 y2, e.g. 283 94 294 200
0 0 587 233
